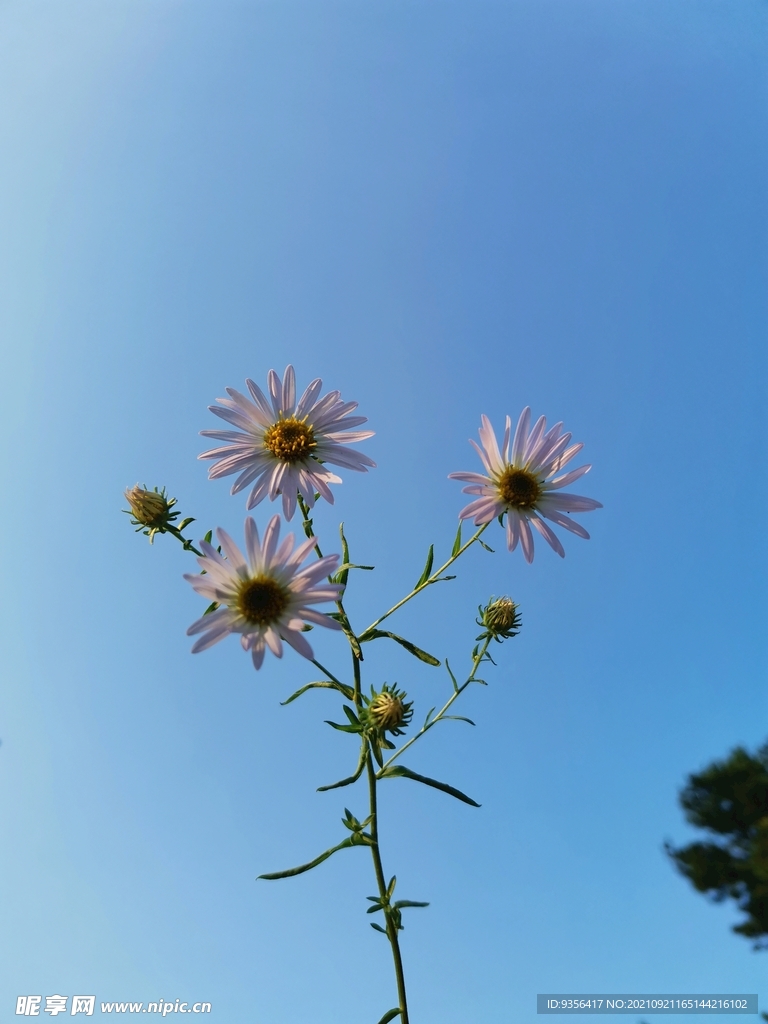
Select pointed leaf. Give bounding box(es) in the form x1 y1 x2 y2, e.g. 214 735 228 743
343 627 364 661
393 900 430 909
371 735 384 768
258 836 356 880
414 544 434 588
442 715 475 726
342 704 360 726
370 922 387 934
340 522 350 570
358 629 440 667
376 1010 402 1024
325 720 361 734
334 524 374 586
451 521 462 557
379 765 481 807
281 680 354 705
478 539 495 552
178 517 196 531
445 659 459 693
203 530 213 544
317 742 367 792
333 562 375 583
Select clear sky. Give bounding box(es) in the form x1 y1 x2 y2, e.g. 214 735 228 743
1 2 766 1022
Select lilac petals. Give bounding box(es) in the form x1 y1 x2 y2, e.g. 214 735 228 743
451 409 601 561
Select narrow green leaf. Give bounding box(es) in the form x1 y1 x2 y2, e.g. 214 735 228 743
371 735 384 768
358 629 440 667
282 681 354 705
202 601 219 617
325 720 361 734
379 765 481 807
478 539 495 552
376 1010 402 1024
258 836 355 880
336 528 350 585
343 627 364 661
203 530 213 544
370 922 387 934
178 517 196 531
414 544 434 588
451 521 462 557
387 875 397 899
393 900 429 909
342 704 360 726
340 522 350 567
317 742 367 792
445 659 459 693
442 715 475 726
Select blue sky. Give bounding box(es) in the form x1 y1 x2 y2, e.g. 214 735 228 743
1 2 766 1021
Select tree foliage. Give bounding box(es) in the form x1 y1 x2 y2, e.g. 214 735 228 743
666 741 768 949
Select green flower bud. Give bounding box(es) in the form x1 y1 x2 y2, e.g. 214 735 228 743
123 485 180 542
363 684 413 736
477 596 521 641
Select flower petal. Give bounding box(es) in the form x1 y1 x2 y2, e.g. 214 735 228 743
511 407 531 465
519 515 535 563
530 514 565 558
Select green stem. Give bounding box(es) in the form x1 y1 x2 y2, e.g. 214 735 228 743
297 493 361 657
367 749 410 1024
166 525 203 556
361 521 490 636
309 658 347 689
352 636 408 1020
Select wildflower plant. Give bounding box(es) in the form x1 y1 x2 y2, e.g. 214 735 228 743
125 366 601 1024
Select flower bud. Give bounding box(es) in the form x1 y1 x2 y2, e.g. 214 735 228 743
124 485 180 542
478 596 521 640
364 685 413 736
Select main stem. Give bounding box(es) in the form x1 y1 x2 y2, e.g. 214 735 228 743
368 754 409 1024
299 494 410 1021
356 656 410 1024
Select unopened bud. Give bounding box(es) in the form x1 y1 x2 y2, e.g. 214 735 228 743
478 596 521 640
364 685 413 736
123 484 179 542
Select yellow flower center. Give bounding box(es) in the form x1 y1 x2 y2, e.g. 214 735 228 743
237 576 290 626
263 417 316 463
498 467 541 509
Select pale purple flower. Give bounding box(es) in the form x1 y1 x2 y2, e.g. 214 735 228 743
449 408 602 563
199 366 375 520
184 515 343 670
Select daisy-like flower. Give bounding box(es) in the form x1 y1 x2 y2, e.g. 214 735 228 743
199 365 375 521
184 515 343 670
449 408 602 563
